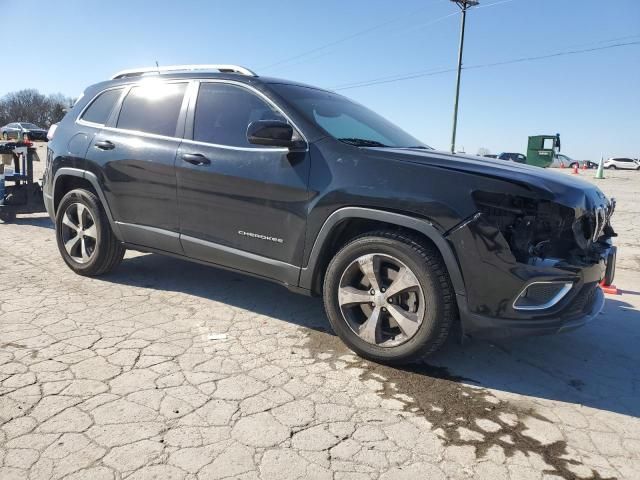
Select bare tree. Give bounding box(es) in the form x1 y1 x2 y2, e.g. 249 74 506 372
0 89 75 128
477 147 491 157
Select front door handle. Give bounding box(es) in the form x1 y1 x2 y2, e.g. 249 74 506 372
95 140 115 150
181 153 211 166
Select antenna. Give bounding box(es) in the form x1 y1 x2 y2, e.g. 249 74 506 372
155 61 160 74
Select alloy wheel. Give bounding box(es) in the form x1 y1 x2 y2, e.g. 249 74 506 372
60 203 98 264
338 253 425 348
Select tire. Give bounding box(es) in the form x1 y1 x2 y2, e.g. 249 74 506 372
2 132 7 140
609 165 616 170
323 231 456 365
55 188 125 276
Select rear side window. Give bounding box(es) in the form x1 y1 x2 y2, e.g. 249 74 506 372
116 82 187 137
81 88 123 125
193 83 284 147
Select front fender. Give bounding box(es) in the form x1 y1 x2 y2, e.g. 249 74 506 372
298 207 466 298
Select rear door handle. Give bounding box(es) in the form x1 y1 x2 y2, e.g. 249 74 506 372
181 153 211 166
95 140 115 150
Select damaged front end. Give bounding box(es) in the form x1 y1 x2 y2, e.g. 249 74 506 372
447 189 616 338
472 191 616 267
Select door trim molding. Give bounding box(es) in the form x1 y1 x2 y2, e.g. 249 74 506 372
181 234 300 286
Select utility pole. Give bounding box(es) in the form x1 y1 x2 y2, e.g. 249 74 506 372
450 0 479 154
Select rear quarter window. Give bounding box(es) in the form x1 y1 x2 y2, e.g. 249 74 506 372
80 88 124 125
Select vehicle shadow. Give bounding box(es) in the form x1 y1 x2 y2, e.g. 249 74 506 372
429 295 640 418
4 214 54 229
104 252 640 419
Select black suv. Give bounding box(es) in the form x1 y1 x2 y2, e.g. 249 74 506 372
43 64 617 364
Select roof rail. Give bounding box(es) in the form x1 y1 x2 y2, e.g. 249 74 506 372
110 64 257 80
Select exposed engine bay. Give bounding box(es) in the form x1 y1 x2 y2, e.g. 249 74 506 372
473 191 616 265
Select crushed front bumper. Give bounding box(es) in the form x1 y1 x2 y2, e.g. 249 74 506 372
447 214 615 340
458 282 605 339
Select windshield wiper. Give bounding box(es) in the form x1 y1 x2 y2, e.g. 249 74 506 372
338 138 388 148
398 145 432 150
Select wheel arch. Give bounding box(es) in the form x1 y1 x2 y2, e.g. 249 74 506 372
299 207 466 298
52 168 123 240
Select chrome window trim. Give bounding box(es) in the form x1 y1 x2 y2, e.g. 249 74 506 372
75 85 128 127
99 125 184 143
74 79 308 153
181 138 288 153
512 281 574 311
192 79 309 152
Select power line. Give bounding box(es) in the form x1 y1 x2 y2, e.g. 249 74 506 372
260 0 522 73
331 40 640 91
273 10 460 74
258 0 446 71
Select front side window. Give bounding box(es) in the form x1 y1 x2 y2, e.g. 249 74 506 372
81 88 123 125
193 83 285 147
271 84 428 149
116 82 187 137
20 123 39 129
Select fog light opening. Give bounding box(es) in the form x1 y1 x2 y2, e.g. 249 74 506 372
513 282 573 311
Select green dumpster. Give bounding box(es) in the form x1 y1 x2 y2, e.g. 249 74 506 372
527 134 561 168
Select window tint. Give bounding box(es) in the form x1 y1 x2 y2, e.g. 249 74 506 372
81 88 123 125
117 82 187 137
193 83 285 147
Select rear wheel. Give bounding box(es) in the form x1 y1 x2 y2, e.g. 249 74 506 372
323 231 455 364
55 189 125 276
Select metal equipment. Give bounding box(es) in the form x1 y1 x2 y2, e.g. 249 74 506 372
0 141 45 222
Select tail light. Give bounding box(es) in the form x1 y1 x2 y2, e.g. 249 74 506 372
47 124 58 140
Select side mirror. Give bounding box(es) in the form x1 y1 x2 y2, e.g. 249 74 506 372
247 120 305 150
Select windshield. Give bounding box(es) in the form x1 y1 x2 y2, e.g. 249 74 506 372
271 84 429 149
20 123 39 129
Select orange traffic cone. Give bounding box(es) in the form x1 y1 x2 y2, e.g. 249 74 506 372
581 162 587 170
560 163 565 169
600 281 619 295
572 164 579 174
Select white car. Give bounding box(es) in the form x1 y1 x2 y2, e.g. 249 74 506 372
604 157 640 170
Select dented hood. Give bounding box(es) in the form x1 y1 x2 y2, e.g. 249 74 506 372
369 148 610 212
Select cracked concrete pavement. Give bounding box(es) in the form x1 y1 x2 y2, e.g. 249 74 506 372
1 156 639 479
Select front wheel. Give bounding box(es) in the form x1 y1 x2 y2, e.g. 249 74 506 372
2 132 7 140
323 231 456 364
55 189 125 276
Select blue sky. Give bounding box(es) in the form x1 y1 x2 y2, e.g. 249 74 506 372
3 0 639 159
